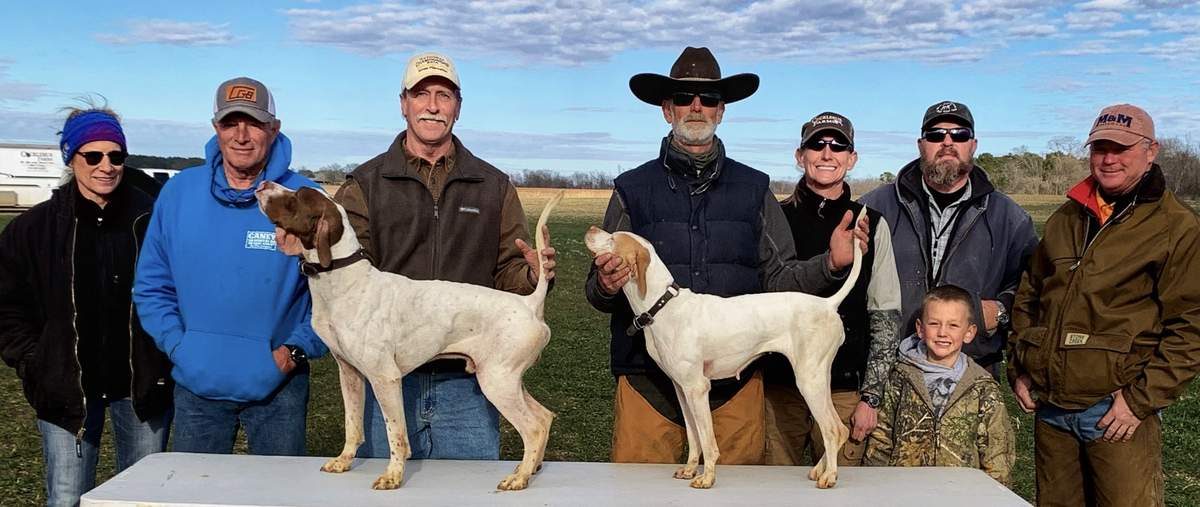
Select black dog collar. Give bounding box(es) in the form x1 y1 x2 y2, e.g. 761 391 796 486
626 283 681 336
300 249 370 277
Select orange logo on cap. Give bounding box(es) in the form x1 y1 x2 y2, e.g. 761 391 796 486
226 85 257 102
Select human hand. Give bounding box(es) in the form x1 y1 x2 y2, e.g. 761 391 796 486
593 252 630 296
828 211 870 271
275 227 304 256
1012 374 1037 413
850 401 878 442
981 300 1000 334
272 345 296 374
1098 389 1142 442
517 226 557 285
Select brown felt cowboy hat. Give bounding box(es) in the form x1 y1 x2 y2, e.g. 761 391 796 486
629 47 759 105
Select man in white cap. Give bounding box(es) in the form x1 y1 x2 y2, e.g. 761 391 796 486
334 52 556 459
1009 104 1200 505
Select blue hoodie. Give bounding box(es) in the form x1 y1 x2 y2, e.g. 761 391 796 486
134 133 328 402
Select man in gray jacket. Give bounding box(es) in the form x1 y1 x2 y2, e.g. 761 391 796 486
860 101 1037 378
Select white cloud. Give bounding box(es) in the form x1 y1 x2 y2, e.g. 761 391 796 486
1100 28 1152 38
1138 35 1200 60
1065 10 1124 29
96 19 237 47
1009 24 1058 37
283 0 1054 65
1036 39 1119 56
1077 0 1136 11
0 60 49 104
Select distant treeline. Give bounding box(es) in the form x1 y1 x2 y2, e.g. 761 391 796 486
278 136 1200 200
127 154 204 170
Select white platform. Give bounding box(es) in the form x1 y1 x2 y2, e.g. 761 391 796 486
81 452 1029 506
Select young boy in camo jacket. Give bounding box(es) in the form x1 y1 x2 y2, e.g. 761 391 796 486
863 284 1015 485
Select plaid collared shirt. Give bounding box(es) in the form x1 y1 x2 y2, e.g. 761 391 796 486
923 178 972 283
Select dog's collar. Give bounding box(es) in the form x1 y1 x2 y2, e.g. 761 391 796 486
626 283 681 336
300 248 371 277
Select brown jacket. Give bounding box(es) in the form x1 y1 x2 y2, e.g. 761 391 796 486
1008 165 1200 419
337 132 536 293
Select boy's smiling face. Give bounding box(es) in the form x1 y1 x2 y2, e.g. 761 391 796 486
916 299 977 368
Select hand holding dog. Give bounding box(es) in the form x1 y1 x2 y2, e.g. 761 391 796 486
517 225 557 285
828 211 870 271
594 253 631 295
275 227 304 256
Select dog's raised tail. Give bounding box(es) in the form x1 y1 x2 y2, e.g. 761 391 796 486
528 191 565 319
828 206 868 308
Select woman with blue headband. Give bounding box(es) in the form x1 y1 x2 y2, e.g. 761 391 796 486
0 104 174 506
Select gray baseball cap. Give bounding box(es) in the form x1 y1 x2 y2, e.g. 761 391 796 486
213 77 276 123
921 100 973 130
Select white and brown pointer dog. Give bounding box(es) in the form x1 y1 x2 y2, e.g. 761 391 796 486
584 209 865 489
257 182 561 491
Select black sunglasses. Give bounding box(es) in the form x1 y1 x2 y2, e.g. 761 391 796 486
671 92 722 107
804 138 853 153
922 127 974 143
77 150 128 166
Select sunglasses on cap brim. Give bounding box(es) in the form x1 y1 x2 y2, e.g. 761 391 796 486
922 128 974 143
77 150 128 166
803 138 853 153
671 92 722 107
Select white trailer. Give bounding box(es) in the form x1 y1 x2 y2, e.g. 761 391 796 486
0 143 68 210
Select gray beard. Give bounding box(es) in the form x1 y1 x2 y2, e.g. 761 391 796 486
921 156 971 188
671 116 717 146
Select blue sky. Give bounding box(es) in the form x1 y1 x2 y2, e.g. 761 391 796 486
2 0 1199 180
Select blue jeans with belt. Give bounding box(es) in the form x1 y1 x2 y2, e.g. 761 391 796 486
357 370 500 459
39 397 171 507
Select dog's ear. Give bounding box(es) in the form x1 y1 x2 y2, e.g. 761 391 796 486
310 192 344 268
633 243 649 299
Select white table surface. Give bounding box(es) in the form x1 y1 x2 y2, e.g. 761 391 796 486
81 452 1030 506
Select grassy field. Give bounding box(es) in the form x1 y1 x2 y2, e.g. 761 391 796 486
0 189 1197 505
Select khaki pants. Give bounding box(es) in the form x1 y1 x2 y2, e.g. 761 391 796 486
610 372 765 464
1034 415 1164 507
763 384 864 466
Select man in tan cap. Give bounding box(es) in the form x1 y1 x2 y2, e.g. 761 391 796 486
1008 104 1200 505
585 47 868 465
334 51 556 460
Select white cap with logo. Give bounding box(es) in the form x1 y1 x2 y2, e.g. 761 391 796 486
403 52 461 91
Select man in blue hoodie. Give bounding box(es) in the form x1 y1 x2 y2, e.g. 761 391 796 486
134 77 328 455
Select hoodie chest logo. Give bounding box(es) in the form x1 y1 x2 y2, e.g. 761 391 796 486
245 230 277 251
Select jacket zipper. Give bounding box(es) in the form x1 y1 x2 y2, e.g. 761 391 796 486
127 212 150 413
896 186 932 283
68 216 85 456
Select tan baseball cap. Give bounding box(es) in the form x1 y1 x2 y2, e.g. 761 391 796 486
1086 104 1154 146
403 52 460 91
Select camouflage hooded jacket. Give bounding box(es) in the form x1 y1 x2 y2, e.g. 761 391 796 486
863 354 1015 486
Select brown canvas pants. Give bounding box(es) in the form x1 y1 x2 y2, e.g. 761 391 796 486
610 372 765 464
1034 415 1164 507
763 383 864 466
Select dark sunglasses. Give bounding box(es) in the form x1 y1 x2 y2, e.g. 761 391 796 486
77 150 128 166
804 138 853 153
922 127 974 143
671 92 722 107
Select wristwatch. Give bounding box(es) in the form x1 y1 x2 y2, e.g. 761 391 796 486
995 302 1011 329
860 392 881 409
284 344 308 367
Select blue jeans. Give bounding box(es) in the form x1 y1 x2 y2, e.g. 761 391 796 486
172 371 309 455
39 397 171 507
357 371 500 459
1036 395 1115 442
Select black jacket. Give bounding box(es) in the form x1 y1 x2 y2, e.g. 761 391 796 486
0 177 173 434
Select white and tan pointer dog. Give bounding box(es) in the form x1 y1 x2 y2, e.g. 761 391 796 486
584 210 864 489
257 182 561 491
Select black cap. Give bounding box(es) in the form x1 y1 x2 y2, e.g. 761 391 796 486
801 111 854 146
922 100 974 130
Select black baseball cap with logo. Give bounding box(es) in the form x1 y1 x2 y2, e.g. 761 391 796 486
800 111 855 146
921 100 973 130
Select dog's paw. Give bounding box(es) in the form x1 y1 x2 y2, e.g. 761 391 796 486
807 466 820 481
816 472 838 489
372 472 404 490
673 466 697 480
689 474 715 489
320 456 353 473
497 473 529 491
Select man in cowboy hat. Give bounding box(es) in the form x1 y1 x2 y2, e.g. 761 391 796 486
585 46 869 464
